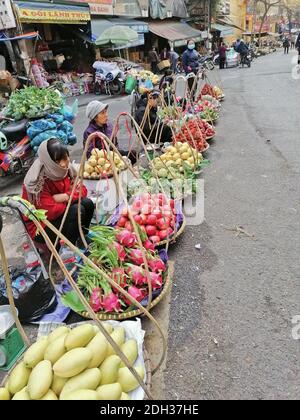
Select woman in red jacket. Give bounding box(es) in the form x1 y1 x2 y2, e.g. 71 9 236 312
22 138 94 246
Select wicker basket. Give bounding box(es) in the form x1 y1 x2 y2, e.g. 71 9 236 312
78 268 172 321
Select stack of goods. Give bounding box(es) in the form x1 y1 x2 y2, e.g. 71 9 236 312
3 87 63 121
62 225 169 314
27 113 77 153
1 323 145 400
174 118 209 151
83 149 127 180
199 84 224 101
115 194 178 245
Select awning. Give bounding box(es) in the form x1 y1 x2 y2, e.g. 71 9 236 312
15 2 90 24
211 24 234 37
0 31 40 42
148 21 202 47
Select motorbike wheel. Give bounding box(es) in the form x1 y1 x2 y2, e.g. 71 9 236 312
109 80 123 96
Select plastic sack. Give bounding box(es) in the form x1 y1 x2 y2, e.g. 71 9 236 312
59 120 73 135
67 134 77 146
0 267 57 323
27 119 57 140
125 76 137 94
48 113 64 125
56 130 68 145
31 130 58 148
62 99 78 122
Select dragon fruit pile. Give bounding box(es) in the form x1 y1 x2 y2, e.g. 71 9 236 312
77 226 167 314
116 194 177 245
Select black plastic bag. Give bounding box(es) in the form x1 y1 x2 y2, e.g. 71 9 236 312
0 267 57 322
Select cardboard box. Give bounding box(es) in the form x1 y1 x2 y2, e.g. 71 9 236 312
157 60 170 71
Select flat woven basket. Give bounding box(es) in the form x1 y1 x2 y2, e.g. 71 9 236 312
78 267 172 321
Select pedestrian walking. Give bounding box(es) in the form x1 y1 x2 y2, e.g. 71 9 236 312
291 35 296 49
283 37 290 54
169 47 179 73
148 47 159 74
219 43 227 69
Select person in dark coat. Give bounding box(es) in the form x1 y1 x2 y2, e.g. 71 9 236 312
160 47 170 61
283 37 290 54
135 90 172 144
148 47 159 74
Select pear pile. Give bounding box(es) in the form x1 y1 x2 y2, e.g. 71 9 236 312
1 324 145 400
84 148 127 179
152 142 203 179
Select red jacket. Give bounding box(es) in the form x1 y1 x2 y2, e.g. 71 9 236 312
22 176 88 239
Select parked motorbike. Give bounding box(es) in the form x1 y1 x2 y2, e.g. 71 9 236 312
199 54 215 71
0 118 34 177
93 61 125 96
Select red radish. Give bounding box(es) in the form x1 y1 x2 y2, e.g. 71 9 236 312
163 204 172 212
132 199 142 212
117 216 128 228
140 214 147 225
141 193 151 202
149 235 160 245
157 193 167 205
162 210 173 218
143 240 155 252
121 207 129 217
167 227 174 236
169 218 175 228
146 215 157 226
148 258 166 273
152 208 162 219
125 221 133 232
170 199 175 210
157 218 170 231
134 214 143 225
158 229 168 240
141 205 151 215
129 249 144 265
116 230 137 248
145 225 157 237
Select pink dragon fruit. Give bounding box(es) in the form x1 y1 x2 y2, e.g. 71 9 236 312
113 242 126 262
127 265 147 286
89 288 103 312
102 291 122 313
148 258 166 273
150 272 163 290
116 230 137 248
124 286 145 306
129 249 144 265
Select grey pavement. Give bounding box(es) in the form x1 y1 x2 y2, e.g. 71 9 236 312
1 51 300 399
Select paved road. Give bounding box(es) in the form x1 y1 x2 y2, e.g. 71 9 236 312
1 51 300 399
163 51 300 400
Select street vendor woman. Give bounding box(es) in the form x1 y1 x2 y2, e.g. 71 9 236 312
135 90 173 144
22 138 94 247
83 100 137 164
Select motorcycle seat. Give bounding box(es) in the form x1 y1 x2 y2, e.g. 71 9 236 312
1 119 28 142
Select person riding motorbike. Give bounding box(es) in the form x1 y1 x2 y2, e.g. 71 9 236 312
235 39 250 66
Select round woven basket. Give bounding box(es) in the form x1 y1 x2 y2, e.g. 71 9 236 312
79 268 172 321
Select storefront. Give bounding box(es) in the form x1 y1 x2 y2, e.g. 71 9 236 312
14 1 95 96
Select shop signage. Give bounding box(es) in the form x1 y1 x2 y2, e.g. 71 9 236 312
90 2 113 16
0 0 16 30
18 8 90 23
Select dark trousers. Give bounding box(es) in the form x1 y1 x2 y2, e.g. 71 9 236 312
151 62 157 73
220 57 226 69
284 47 289 54
35 198 95 246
